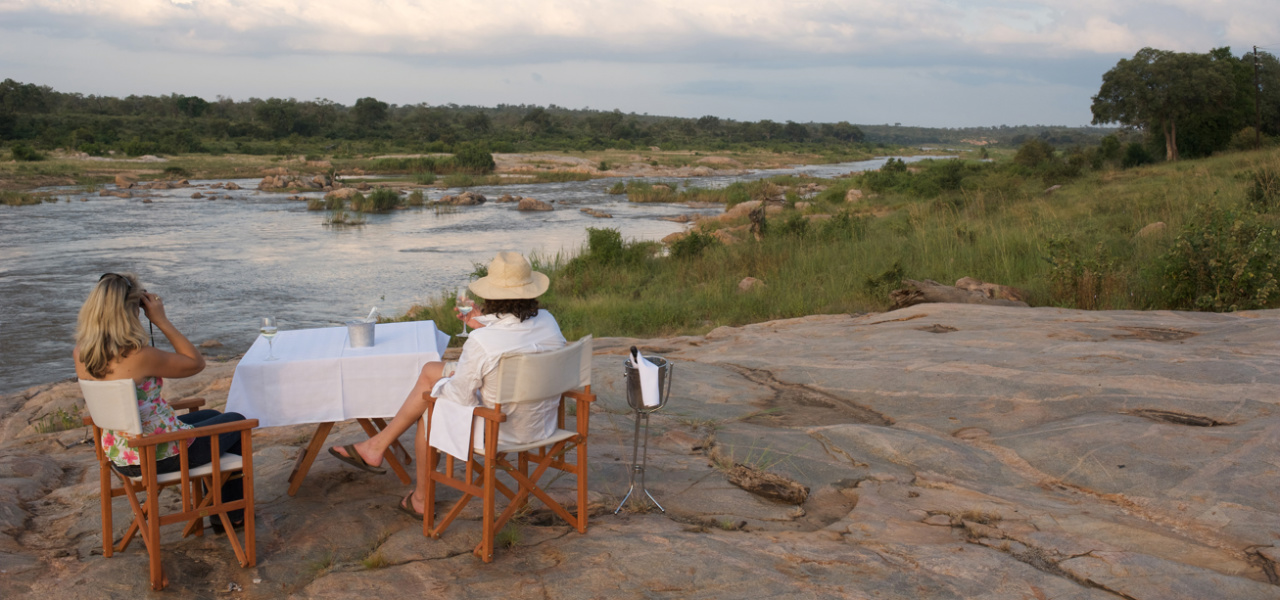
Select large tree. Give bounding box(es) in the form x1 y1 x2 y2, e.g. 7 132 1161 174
1091 47 1235 161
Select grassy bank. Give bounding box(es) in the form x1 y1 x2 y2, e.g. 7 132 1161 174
404 146 1280 343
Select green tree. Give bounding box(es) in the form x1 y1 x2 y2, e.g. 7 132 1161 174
352 97 389 129
254 98 300 138
174 95 209 118
1091 47 1235 161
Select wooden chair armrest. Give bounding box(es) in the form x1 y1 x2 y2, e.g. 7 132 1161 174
423 393 506 423
127 419 259 448
475 406 506 423
169 397 206 413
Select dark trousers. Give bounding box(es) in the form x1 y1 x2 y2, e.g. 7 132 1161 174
113 410 246 523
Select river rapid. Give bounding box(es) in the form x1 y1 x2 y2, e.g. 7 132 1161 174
0 156 932 394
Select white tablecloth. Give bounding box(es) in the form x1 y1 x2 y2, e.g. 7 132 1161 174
226 321 450 427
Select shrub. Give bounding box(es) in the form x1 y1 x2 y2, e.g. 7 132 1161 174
1160 204 1280 311
415 172 437 185
452 143 496 173
772 212 808 237
670 229 720 259
1246 169 1280 211
818 210 867 241
1099 135 1122 162
1046 236 1123 309
598 160 611 171
163 166 190 178
1122 143 1155 168
607 181 626 195
406 190 426 207
625 182 677 203
11 143 43 161
351 187 403 212
584 227 625 264
863 262 905 298
1 191 44 206
1013 139 1055 168
122 137 159 157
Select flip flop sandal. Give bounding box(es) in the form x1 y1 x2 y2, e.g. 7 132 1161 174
398 492 424 519
328 444 387 475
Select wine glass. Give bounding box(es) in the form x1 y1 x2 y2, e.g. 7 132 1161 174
456 290 474 338
259 317 279 361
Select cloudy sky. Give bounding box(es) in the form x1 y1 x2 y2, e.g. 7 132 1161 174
0 0 1276 127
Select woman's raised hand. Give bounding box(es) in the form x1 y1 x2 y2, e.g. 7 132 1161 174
140 291 169 323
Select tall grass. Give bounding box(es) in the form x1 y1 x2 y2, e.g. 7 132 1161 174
400 147 1280 341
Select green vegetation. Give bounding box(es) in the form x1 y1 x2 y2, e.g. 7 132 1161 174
10 142 42 161
1 190 54 206
1093 47 1280 160
0 77 1130 165
35 406 82 434
401 145 1280 341
351 187 403 212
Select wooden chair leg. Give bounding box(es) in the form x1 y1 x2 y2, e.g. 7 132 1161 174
99 460 114 557
577 439 589 533
143 452 165 591
242 431 256 567
480 455 496 563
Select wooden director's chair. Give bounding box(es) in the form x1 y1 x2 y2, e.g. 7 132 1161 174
79 379 257 590
419 335 595 561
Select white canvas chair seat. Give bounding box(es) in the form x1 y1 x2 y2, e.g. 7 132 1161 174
79 378 257 591
420 335 596 562
491 429 577 454
118 453 244 484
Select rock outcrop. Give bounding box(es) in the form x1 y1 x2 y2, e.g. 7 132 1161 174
891 278 1030 309
5 305 1280 598
438 191 486 206
516 197 553 211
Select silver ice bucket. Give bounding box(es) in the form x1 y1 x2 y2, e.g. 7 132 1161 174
347 321 375 348
624 356 672 413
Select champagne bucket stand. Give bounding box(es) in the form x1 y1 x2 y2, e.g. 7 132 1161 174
614 356 673 514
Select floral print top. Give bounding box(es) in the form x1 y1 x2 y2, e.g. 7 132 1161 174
100 376 192 467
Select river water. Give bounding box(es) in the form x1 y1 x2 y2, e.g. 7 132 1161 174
0 155 929 394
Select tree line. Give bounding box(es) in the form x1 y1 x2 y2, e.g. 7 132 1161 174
0 79 1120 159
1092 46 1280 161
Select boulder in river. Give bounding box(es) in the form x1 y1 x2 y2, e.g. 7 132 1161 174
516 197 553 211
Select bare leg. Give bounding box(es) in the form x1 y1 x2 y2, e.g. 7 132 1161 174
333 361 443 468
408 419 431 514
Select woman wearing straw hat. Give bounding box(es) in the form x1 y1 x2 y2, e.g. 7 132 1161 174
329 251 566 517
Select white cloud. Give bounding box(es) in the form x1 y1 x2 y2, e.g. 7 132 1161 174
1 0 1275 126
3 0 1272 59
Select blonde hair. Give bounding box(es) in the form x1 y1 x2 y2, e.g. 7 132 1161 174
76 273 147 379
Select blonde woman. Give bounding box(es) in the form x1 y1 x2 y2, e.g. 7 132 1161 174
74 272 247 530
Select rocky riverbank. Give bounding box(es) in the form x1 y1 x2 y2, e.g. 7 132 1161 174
3 304 1279 598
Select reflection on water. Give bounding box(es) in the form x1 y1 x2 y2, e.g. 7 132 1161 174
0 155 933 394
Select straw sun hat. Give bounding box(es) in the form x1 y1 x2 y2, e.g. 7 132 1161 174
467 251 550 300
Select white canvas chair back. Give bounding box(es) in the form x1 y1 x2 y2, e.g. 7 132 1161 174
492 335 592 404
79 378 144 434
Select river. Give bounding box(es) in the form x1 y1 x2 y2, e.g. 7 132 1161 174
0 155 932 394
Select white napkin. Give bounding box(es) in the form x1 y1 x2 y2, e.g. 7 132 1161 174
634 350 662 407
429 399 477 461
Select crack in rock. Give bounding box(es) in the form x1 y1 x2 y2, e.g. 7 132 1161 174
721 364 892 427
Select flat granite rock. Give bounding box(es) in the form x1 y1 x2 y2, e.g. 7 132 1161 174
2 304 1280 598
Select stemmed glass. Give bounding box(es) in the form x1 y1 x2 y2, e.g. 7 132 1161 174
456 290 474 338
259 317 279 361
